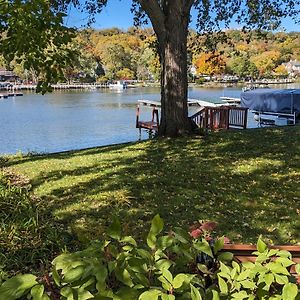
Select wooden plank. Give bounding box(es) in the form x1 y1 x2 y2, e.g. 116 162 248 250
138 99 161 107
222 244 300 275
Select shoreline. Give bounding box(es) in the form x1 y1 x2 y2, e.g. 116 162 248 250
0 80 298 91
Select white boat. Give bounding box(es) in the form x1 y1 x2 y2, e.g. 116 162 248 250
109 81 127 90
241 89 300 126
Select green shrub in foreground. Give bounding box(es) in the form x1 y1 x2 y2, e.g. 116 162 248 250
0 215 299 300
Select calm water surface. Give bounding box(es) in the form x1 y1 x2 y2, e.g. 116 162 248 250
0 85 298 154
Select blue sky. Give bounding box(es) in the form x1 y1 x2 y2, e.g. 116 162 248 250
66 1 300 32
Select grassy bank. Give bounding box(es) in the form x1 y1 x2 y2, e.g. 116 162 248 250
1 126 300 272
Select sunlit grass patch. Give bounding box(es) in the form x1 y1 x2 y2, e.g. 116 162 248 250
2 125 300 273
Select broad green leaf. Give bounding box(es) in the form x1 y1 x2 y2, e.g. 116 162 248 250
213 237 224 255
147 215 164 249
136 249 153 262
162 268 173 283
277 250 292 259
217 271 231 280
120 236 137 246
252 263 267 273
267 249 279 257
150 214 164 235
211 290 220 300
256 253 269 263
274 274 289 285
197 264 209 274
231 291 248 299
52 267 61 286
232 261 241 273
194 240 213 258
95 265 108 284
96 289 120 299
275 257 295 267
155 259 173 271
267 262 290 275
295 264 300 274
157 235 173 250
31 284 44 299
81 278 96 290
217 252 233 262
61 286 74 300
190 284 202 300
107 216 121 240
264 273 274 286
257 238 267 253
240 280 256 290
161 294 175 300
147 231 157 249
64 266 86 283
77 288 94 300
117 268 133 287
0 274 38 300
173 274 188 289
219 262 231 274
158 275 172 290
282 283 298 300
139 289 161 300
218 275 228 294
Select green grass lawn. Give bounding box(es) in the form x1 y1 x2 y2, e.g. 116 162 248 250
1 125 299 274
6 126 299 246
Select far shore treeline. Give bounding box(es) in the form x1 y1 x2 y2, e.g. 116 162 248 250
1 27 300 83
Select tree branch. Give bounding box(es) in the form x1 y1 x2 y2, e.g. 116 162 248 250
137 0 165 40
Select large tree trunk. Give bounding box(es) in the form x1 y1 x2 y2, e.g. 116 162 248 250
158 5 191 137
138 0 193 137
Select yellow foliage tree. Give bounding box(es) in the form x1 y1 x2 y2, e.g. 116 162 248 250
250 50 281 77
116 68 135 80
194 52 226 76
273 64 288 77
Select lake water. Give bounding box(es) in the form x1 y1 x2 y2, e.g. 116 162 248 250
0 84 298 154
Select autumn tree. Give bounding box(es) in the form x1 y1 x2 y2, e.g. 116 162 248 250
251 50 281 77
194 52 226 76
1 0 300 136
116 68 135 80
273 64 289 78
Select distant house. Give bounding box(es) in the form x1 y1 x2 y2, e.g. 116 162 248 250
0 68 18 81
284 60 300 77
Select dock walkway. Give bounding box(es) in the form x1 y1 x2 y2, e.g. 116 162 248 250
136 98 248 133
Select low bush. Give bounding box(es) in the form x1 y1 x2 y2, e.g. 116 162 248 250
0 215 299 300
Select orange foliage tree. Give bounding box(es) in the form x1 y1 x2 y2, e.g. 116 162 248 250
194 52 226 76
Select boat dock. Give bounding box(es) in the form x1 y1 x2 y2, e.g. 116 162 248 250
0 83 110 91
136 98 247 133
220 96 241 105
0 92 23 98
137 98 221 108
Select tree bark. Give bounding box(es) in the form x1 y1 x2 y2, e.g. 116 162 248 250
138 0 192 137
158 3 191 137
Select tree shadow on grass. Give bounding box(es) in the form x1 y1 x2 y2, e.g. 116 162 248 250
10 126 300 252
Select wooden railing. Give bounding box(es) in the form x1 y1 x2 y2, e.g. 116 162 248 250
190 106 248 130
136 104 159 133
228 107 248 129
222 244 300 276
